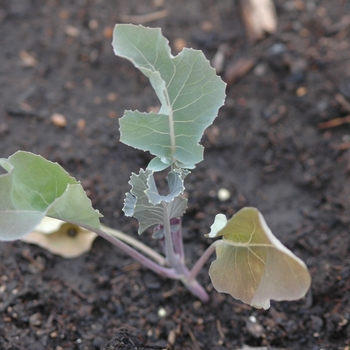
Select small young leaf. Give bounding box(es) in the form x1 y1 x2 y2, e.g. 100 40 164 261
123 169 187 234
113 24 226 170
145 169 189 205
208 207 311 309
0 151 102 241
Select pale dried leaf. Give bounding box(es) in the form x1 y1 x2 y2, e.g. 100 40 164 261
21 217 97 258
239 0 278 42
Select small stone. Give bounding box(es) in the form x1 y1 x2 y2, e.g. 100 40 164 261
174 38 186 52
89 19 99 30
103 26 113 39
201 21 214 32
249 315 257 323
246 317 264 338
50 331 58 338
51 113 67 127
108 111 118 119
65 25 79 37
296 86 307 96
158 307 167 317
19 50 37 67
77 119 86 130
29 312 42 326
218 188 231 201
254 63 267 77
107 93 118 102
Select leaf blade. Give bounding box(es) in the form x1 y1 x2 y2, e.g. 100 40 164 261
113 24 226 169
209 207 311 309
0 151 102 241
123 169 187 234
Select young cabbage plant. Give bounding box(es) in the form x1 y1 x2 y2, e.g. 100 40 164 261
0 24 311 308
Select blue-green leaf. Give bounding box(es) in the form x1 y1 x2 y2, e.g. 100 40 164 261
0 151 102 241
123 169 187 234
113 24 226 170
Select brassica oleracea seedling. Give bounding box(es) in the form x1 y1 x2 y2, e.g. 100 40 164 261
0 24 311 308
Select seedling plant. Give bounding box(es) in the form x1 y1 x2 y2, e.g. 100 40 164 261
0 24 310 309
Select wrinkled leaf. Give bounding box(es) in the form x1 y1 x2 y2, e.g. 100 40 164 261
208 207 311 309
21 217 97 258
123 169 187 234
145 169 189 205
113 24 226 170
0 151 102 241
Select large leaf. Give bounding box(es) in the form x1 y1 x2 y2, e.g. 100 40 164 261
123 169 187 234
208 207 311 309
0 151 102 241
112 24 226 170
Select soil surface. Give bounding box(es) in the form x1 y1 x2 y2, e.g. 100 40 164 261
1 0 350 349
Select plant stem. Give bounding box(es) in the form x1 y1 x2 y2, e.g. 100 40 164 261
187 242 217 282
180 276 210 302
77 222 179 280
162 202 181 268
170 218 185 262
101 224 167 266
73 219 212 303
161 206 211 302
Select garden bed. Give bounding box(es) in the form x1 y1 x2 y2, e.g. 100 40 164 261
1 0 350 349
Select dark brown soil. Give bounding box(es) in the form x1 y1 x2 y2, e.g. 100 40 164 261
1 0 350 349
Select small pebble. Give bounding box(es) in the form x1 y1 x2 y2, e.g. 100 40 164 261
296 86 307 96
249 315 257 323
89 19 99 30
174 38 186 52
218 188 231 201
108 111 118 119
107 92 119 102
51 113 67 127
246 316 264 338
77 118 86 130
29 312 42 326
158 307 167 317
103 26 113 39
254 63 267 77
201 21 213 32
19 50 37 67
65 25 79 37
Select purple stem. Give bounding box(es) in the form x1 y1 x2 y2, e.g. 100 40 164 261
170 217 185 261
75 220 212 303
187 242 217 282
161 207 210 302
78 223 179 280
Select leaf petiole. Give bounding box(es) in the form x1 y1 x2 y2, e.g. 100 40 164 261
187 242 218 283
76 221 180 280
101 225 167 266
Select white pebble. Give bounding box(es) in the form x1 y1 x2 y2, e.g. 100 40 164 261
158 307 166 317
217 188 231 201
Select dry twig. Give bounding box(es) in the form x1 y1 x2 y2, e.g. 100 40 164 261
120 10 168 24
318 115 350 129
